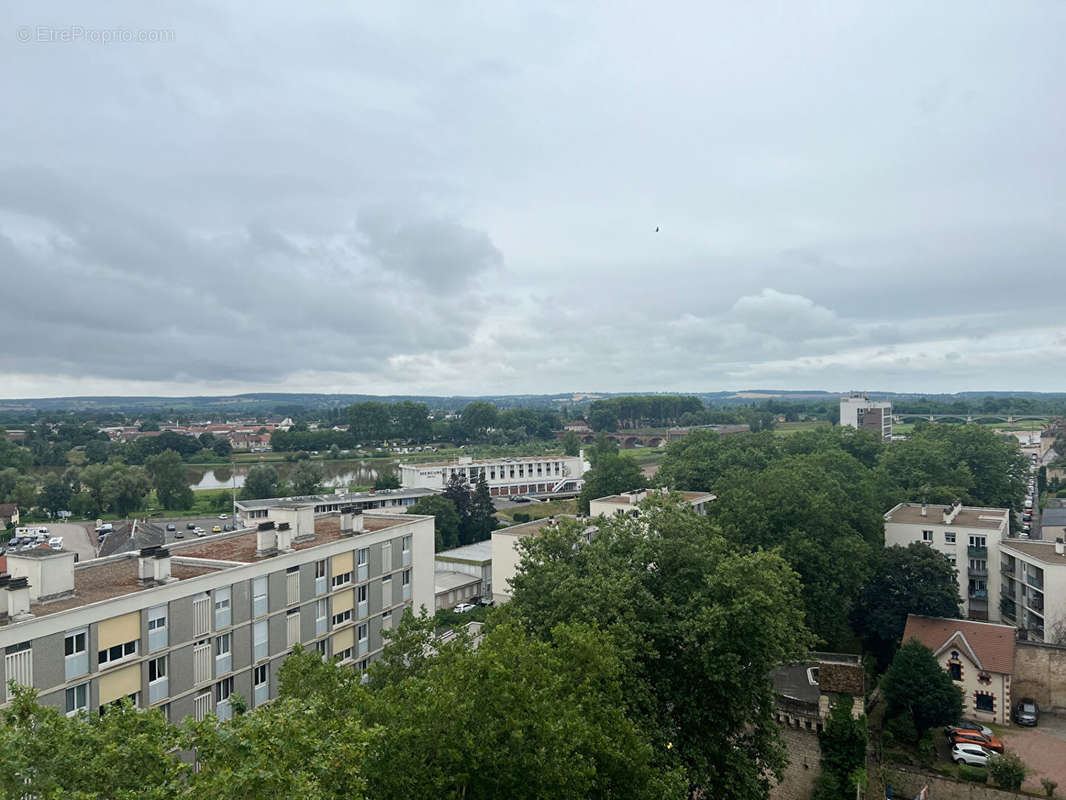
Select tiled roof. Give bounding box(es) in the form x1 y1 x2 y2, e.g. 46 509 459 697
903 614 1015 675
818 661 864 695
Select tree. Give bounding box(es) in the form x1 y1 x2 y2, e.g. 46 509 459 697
504 505 814 798
84 438 110 464
881 640 962 736
409 494 462 550
0 467 17 501
198 432 217 449
12 476 37 511
145 449 193 510
987 752 1027 790
468 471 497 543
851 543 962 668
443 472 472 538
242 464 280 500
561 430 581 456
654 430 781 493
212 438 232 458
373 469 400 490
460 401 498 439
818 695 867 796
289 460 324 496
37 477 72 517
578 449 647 513
103 465 151 517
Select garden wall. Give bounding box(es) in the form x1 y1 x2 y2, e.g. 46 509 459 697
885 765 1027 800
1013 640 1066 712
770 725 822 800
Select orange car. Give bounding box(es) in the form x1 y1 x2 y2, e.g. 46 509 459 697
949 730 1004 754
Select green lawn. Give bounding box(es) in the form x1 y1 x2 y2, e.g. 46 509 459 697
496 498 578 524
772 421 831 437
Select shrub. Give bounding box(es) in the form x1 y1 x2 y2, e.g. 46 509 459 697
917 730 935 767
811 771 842 800
884 712 918 745
512 512 531 523
1042 777 1058 797
958 764 988 783
987 752 1027 790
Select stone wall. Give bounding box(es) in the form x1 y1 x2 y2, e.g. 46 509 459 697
770 725 822 800
885 765 1027 800
1013 640 1066 712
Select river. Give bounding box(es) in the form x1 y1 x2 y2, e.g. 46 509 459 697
187 459 398 491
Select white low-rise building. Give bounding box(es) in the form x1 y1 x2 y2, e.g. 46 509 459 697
884 502 1009 622
399 454 586 497
589 488 714 518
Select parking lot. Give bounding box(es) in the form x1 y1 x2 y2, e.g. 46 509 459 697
135 514 240 548
1001 714 1066 792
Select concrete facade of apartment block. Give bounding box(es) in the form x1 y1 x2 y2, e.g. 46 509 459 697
1000 538 1066 644
884 502 1009 622
400 455 585 497
0 510 434 722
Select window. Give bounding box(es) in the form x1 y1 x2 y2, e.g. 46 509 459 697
333 608 352 626
945 531 957 544
975 693 995 712
316 598 328 635
215 676 234 702
332 570 352 589
357 584 368 618
254 663 269 707
382 609 393 631
337 646 353 662
402 568 411 600
193 641 212 684
286 566 300 606
193 691 213 722
98 639 137 667
148 655 168 683
382 541 392 572
286 610 301 648
65 628 88 680
65 683 88 716
193 595 211 636
215 632 232 675
357 622 368 655
402 535 411 566
253 576 268 618
949 663 962 681
948 554 957 566
921 529 933 542
970 559 987 571
214 587 232 629
101 692 138 714
315 639 328 660
254 619 268 662
254 664 268 686
357 548 369 581
969 535 987 548
147 605 167 652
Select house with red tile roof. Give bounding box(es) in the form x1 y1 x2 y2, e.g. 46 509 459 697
903 614 1016 725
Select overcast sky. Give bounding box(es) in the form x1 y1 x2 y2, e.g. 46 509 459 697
2 2 1064 399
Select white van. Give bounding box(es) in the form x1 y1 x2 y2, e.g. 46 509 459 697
48 537 63 550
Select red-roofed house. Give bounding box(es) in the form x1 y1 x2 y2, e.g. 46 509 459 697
902 614 1016 725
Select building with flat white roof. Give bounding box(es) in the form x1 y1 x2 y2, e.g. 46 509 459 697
435 541 492 600
840 393 892 440
884 502 1009 622
235 488 438 527
589 488 715 518
399 454 586 497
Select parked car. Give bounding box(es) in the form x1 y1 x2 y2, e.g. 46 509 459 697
48 537 63 550
186 522 197 530
218 514 229 519
194 527 206 537
212 525 222 533
174 530 184 539
453 602 477 613
949 730 1004 753
952 742 992 767
946 720 993 737
1014 699 1039 726
166 523 176 531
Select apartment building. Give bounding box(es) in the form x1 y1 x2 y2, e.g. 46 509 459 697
491 517 582 604
588 488 715 518
235 488 438 527
884 502 1009 622
1000 538 1066 643
436 540 492 600
839 393 892 440
0 510 434 721
399 454 586 497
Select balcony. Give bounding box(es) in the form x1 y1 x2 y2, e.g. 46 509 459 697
968 546 988 558
1000 597 1018 622
968 564 988 577
1026 572 1044 591
969 589 988 601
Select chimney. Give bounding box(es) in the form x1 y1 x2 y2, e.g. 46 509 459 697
920 503 927 517
276 522 293 552
153 548 172 583
6 576 31 619
1057 538 1064 557
340 507 354 535
256 521 276 556
138 546 161 584
943 500 962 525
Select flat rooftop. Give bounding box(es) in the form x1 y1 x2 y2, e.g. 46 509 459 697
236 487 437 511
595 490 714 505
1002 539 1066 566
885 503 1008 530
173 515 409 564
436 540 492 563
403 454 578 469
27 559 222 619
492 516 575 538
434 570 481 594
771 662 820 705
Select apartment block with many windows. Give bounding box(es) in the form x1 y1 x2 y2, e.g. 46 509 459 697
399 454 586 497
883 502 1009 622
1000 538 1066 643
0 509 433 720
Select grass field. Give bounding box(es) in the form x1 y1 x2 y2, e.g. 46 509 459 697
772 421 831 437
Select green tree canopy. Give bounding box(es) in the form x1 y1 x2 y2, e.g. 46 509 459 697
289 460 324 496
242 464 280 500
851 543 962 668
818 695 867 796
882 639 962 736
577 446 646 513
503 505 814 798
145 449 193 510
409 494 462 550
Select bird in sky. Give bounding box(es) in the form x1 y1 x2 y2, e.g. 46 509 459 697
655 226 660 232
